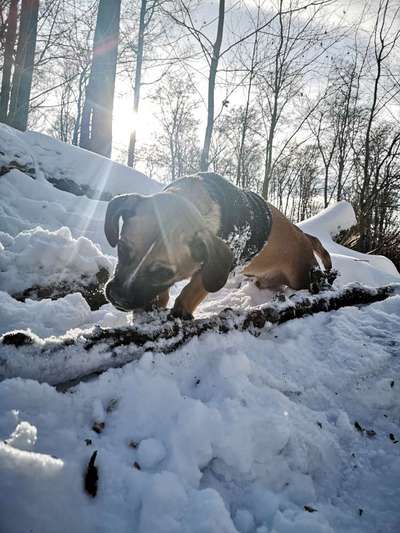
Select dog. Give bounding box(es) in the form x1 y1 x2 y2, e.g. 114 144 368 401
104 172 332 318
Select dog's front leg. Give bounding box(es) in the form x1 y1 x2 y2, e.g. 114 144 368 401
172 271 208 319
156 288 170 308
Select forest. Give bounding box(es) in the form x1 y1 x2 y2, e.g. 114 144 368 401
0 0 399 268
1 3 400 532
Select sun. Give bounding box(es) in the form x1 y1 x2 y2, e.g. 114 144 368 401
112 96 157 148
113 97 136 137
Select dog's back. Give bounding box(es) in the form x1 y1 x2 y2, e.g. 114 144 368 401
165 172 272 266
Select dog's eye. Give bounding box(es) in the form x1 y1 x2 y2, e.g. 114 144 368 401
148 265 174 282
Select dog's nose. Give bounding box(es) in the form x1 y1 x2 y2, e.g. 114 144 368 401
105 281 127 307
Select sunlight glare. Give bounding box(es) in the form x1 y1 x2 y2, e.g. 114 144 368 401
113 97 157 144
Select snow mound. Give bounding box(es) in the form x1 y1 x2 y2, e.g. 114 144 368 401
0 226 114 296
299 201 399 283
299 200 357 237
0 124 161 197
0 291 130 337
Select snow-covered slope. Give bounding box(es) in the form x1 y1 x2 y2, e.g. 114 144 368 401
0 124 161 197
0 169 114 253
0 129 399 533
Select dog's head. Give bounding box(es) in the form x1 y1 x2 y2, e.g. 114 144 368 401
104 192 233 311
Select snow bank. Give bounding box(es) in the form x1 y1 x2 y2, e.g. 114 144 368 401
0 124 161 197
0 296 399 532
299 200 357 238
0 226 114 295
299 201 399 283
0 292 129 337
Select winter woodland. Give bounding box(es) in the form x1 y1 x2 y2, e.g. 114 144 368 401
0 1 400 533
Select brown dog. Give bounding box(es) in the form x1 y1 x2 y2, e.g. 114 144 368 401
104 173 332 317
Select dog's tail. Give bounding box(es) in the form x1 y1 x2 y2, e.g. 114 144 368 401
305 232 332 271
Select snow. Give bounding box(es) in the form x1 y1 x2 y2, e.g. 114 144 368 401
0 226 114 295
0 169 116 254
1 127 400 532
137 438 167 468
1 296 399 532
0 124 161 197
5 421 37 451
0 291 130 337
299 201 399 283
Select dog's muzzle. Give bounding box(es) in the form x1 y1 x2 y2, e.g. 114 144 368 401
105 278 161 311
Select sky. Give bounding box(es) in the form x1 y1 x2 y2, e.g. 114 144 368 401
108 0 398 168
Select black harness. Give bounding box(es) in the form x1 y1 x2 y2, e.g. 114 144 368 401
166 173 272 267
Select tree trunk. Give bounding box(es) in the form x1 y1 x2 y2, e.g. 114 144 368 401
359 0 392 252
7 0 39 131
0 0 19 123
72 69 88 146
199 0 225 172
359 52 381 250
262 0 284 200
262 100 279 200
127 0 147 168
79 0 121 158
236 4 260 189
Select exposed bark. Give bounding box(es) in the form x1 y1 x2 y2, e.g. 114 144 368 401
262 0 284 200
7 0 39 131
11 266 110 311
79 0 121 158
72 68 88 146
0 0 19 123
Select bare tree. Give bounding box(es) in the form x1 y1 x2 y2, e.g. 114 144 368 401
255 0 340 199
358 0 400 251
236 1 261 188
0 0 19 123
143 73 200 182
79 0 121 158
7 0 39 131
200 0 225 171
212 105 263 191
127 0 148 167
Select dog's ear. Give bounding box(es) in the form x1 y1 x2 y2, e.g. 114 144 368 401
104 194 142 247
190 231 233 292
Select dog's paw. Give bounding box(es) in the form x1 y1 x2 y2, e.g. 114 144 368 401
273 291 287 303
309 267 338 294
326 268 338 286
169 305 193 321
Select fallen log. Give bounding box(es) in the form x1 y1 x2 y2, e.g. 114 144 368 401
11 267 110 311
0 283 398 390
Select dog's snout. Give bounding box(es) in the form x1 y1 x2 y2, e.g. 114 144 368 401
105 280 126 305
105 278 157 311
